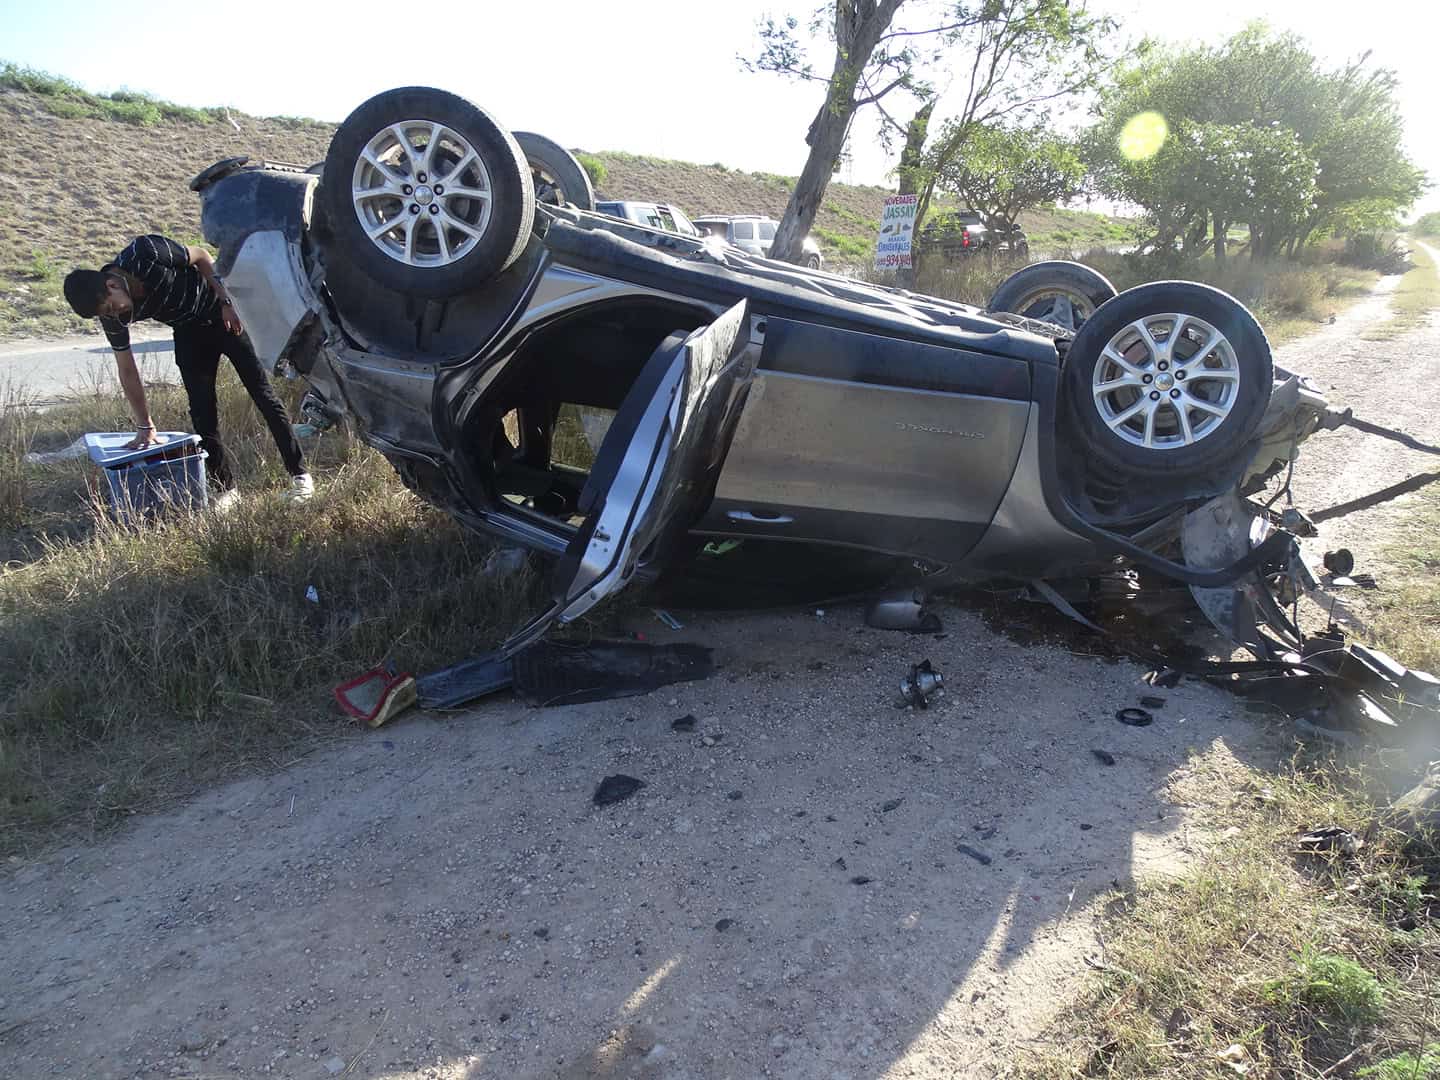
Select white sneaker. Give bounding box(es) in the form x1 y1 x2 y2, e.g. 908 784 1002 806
285 473 315 501
211 488 241 514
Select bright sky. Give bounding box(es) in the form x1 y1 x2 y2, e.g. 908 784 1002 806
3 0 1436 216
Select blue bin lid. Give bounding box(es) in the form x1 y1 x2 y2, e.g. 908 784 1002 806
84 432 205 469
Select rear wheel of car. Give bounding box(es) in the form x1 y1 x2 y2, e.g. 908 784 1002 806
1064 281 1274 477
319 86 534 299
803 253 821 270
514 131 596 211
987 260 1117 333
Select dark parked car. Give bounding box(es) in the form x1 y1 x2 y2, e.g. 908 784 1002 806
917 210 990 259
193 86 1333 650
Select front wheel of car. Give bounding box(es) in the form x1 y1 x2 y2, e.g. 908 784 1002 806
514 131 596 211
319 86 535 299
803 253 821 270
1063 281 1274 478
987 260 1117 333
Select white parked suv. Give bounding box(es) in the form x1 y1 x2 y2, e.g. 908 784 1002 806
693 215 823 269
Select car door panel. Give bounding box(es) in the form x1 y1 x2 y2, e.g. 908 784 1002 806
696 318 1030 564
551 299 755 621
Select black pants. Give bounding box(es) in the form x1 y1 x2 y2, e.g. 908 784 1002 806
173 321 306 490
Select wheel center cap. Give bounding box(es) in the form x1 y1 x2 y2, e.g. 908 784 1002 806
415 185 434 206
1155 372 1175 391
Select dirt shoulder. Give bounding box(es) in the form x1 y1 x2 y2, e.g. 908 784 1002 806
2 274 1433 1080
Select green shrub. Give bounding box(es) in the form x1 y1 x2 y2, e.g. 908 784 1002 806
574 152 607 189
1265 950 1385 1029
1343 231 1413 274
26 251 57 282
1359 1046 1440 1079
1 61 214 127
1414 211 1440 238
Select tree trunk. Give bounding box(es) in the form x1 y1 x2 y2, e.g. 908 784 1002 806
897 101 934 197
772 0 906 264
1214 211 1227 268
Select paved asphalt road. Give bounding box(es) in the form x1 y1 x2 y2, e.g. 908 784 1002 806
0 326 176 404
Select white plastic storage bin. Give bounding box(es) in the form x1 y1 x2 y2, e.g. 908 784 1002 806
84 433 208 521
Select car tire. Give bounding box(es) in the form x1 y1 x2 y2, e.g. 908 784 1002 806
803 253 821 270
1064 281 1274 477
319 86 534 299
987 260 1117 332
514 131 596 211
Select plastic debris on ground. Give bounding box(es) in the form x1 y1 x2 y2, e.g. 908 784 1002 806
333 665 418 728
593 775 645 806
417 640 713 711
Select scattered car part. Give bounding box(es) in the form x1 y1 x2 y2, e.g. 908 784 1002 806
1297 827 1362 856
1323 549 1355 577
333 664 417 728
985 260 1118 333
865 588 942 633
671 714 697 732
593 774 645 806
1139 696 1166 709
513 130 595 211
319 86 535 297
1115 707 1154 727
416 639 713 710
955 843 993 865
898 660 944 708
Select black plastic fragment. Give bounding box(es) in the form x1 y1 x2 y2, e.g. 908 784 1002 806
1323 549 1356 577
418 639 713 710
850 875 873 886
1139 696 1166 709
671 714 697 732
1116 707 1154 727
515 641 713 707
956 843 992 866
1091 749 1116 766
593 774 646 806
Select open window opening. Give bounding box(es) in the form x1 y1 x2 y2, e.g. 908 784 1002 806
464 299 713 532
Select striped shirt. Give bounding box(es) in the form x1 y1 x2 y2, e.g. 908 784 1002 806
100 235 221 350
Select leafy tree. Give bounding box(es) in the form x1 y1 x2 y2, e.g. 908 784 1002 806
903 0 1118 256
745 0 913 262
1415 211 1440 238
934 122 1084 231
1085 26 1428 259
747 0 1113 264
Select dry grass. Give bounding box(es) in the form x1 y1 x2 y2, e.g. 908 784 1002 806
0 373 540 854
1368 486 1440 677
1024 749 1440 1078
1364 241 1440 342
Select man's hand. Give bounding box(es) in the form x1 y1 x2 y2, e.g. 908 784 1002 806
125 427 161 450
220 300 243 335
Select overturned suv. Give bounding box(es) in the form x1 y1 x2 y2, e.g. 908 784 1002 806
194 86 1334 649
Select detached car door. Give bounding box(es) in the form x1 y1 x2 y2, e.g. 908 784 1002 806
548 298 755 624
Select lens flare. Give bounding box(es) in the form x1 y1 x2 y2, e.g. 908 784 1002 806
1119 111 1168 161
